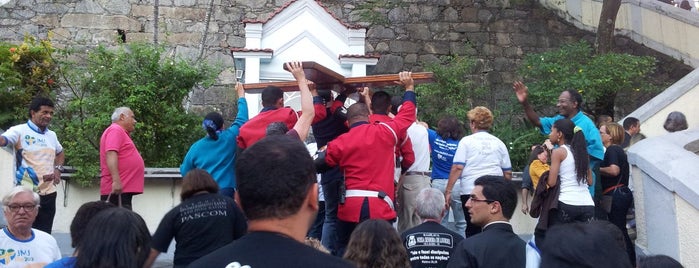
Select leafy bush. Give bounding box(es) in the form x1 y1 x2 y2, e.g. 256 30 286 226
418 54 542 171
0 35 59 129
54 42 218 186
518 41 657 119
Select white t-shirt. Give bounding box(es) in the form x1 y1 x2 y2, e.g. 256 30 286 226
1 121 63 195
557 145 594 206
452 131 512 194
406 122 430 172
0 228 61 267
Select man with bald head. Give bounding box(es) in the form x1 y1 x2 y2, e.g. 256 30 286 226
316 71 417 255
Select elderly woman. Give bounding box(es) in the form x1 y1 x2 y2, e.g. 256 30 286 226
145 169 247 268
599 122 636 265
445 106 512 237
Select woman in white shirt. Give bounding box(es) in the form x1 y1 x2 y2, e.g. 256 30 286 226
546 118 595 227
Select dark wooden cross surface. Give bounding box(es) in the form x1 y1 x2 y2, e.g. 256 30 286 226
242 61 434 92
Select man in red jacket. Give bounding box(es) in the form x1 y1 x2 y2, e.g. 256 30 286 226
237 80 326 149
317 71 416 255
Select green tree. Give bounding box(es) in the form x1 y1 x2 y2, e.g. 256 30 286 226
0 35 60 129
518 41 657 120
418 54 542 171
54 42 219 186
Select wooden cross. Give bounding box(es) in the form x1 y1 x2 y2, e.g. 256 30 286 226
242 61 435 92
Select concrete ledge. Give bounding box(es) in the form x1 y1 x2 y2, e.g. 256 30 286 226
629 128 699 209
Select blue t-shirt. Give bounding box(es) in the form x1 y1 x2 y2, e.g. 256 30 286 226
44 257 76 268
427 129 460 179
539 110 604 160
180 98 248 189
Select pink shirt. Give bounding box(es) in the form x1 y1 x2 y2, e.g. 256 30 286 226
99 123 145 195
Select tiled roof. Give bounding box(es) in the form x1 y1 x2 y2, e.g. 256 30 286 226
230 48 274 53
242 0 364 29
339 54 381 59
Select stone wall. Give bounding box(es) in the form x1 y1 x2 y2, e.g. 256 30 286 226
0 0 692 120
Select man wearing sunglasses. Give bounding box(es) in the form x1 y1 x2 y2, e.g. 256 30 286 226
447 176 525 268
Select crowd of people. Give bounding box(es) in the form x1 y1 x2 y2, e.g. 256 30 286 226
0 61 689 267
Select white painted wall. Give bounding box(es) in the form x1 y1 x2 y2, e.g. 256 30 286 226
540 0 699 67
629 128 699 266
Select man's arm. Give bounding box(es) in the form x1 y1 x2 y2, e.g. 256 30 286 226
52 151 65 184
513 81 541 128
106 150 123 194
287 61 314 141
143 249 160 268
0 136 7 147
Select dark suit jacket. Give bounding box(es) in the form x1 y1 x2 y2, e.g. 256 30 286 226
446 222 526 268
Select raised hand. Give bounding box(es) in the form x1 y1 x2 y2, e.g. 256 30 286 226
285 61 306 81
235 82 245 98
513 81 529 103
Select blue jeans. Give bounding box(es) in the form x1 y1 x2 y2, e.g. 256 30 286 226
320 167 342 255
431 179 466 237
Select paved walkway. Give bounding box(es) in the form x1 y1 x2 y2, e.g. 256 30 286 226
53 232 175 267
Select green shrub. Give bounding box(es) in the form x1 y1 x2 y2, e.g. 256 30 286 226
54 42 218 186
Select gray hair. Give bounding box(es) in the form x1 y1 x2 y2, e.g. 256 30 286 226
415 188 445 220
2 186 40 211
111 107 132 122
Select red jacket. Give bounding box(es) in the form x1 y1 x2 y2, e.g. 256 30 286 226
369 114 415 170
237 102 326 149
325 92 416 222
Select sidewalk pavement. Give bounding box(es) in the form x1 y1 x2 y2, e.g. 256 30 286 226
53 232 175 268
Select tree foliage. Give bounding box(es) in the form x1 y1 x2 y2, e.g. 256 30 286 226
418 54 542 171
0 35 60 129
54 42 219 186
518 41 657 119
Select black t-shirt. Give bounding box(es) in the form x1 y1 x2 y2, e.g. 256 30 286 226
188 231 354 268
150 193 247 266
401 221 464 268
601 145 629 190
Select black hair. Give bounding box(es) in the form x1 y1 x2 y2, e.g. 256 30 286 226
622 117 639 130
541 221 632 268
390 95 402 115
69 201 115 248
474 175 517 220
75 207 151 268
203 112 224 140
265 121 289 136
28 97 54 118
261 86 284 107
235 135 316 220
638 255 684 268
527 145 546 165
553 119 589 184
437 115 464 140
564 89 583 111
370 91 392 115
317 89 332 104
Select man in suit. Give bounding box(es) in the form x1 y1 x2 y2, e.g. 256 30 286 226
447 176 525 268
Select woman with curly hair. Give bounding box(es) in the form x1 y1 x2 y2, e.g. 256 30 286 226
343 219 410 268
445 106 513 237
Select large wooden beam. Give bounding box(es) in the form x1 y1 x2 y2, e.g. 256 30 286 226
242 61 434 92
